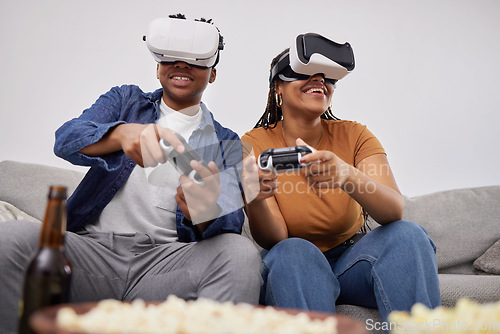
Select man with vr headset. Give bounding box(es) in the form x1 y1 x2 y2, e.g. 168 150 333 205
0 14 261 333
242 33 440 323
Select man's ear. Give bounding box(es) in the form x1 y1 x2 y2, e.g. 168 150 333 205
156 64 160 79
209 68 216 83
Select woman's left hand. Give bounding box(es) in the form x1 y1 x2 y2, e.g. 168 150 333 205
297 138 352 190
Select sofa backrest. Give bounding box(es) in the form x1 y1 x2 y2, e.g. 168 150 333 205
402 186 500 275
0 160 84 221
2 160 499 276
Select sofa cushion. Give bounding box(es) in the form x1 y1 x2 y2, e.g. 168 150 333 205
403 186 500 275
0 160 84 221
0 200 40 223
438 274 500 307
473 239 500 275
336 305 381 334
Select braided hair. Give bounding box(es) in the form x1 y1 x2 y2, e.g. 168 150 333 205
254 49 340 129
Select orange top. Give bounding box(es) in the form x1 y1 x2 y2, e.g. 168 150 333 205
242 119 386 251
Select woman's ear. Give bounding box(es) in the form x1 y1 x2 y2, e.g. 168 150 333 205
209 68 217 83
274 81 282 95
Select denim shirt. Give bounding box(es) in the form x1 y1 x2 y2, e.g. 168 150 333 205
54 85 244 242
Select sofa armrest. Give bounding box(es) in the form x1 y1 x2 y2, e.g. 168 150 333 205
402 186 500 275
0 160 84 221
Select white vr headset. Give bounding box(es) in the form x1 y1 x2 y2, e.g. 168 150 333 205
270 33 355 86
143 17 224 68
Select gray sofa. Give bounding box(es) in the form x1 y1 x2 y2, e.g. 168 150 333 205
1 160 500 333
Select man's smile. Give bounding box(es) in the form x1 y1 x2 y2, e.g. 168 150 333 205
169 73 194 86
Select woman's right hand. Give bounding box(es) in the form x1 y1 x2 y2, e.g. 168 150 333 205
242 153 288 249
242 154 279 204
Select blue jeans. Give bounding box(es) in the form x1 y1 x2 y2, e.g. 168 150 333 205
259 220 441 322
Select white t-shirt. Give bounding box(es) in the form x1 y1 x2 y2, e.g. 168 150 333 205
87 99 203 242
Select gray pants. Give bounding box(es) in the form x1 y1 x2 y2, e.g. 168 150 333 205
0 220 262 334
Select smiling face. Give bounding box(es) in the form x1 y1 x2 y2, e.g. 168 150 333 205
157 62 216 111
276 74 334 120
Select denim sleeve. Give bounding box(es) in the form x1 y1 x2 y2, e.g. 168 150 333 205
201 210 245 238
53 86 127 171
177 209 245 242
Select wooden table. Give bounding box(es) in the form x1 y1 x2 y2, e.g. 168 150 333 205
31 302 369 334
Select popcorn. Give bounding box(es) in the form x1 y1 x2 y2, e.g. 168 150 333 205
388 298 500 334
56 295 337 334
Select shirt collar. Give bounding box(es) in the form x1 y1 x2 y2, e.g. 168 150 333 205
198 102 215 132
150 89 215 132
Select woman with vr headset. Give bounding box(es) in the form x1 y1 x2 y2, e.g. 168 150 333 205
241 34 441 322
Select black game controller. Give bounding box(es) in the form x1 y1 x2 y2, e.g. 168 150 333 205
160 133 209 185
258 145 313 173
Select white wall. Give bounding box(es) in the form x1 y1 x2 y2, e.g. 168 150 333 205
1 0 499 197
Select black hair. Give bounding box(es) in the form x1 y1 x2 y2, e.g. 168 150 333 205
168 13 224 67
168 13 186 19
254 49 340 129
